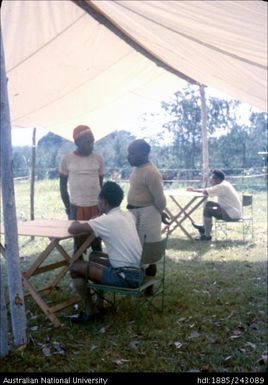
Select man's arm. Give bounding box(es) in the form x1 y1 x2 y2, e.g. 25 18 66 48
147 172 172 224
146 172 166 214
187 187 208 195
68 221 93 234
98 154 105 188
59 174 71 217
99 175 104 188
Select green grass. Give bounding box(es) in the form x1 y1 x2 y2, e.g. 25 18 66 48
0 180 267 373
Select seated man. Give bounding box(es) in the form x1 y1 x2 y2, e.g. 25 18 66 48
68 181 143 323
187 169 242 241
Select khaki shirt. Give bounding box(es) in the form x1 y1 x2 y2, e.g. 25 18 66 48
127 162 166 214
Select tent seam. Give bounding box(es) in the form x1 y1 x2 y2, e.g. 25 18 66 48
114 1 267 71
7 13 87 73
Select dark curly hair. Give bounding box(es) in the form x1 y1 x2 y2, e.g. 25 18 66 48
130 139 151 155
212 169 225 182
99 181 124 208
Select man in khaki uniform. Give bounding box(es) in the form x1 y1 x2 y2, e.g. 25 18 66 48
127 139 169 296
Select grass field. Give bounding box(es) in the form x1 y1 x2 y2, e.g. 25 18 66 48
0 179 267 373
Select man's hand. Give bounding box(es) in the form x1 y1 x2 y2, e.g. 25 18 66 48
68 221 91 234
187 187 208 196
161 211 171 225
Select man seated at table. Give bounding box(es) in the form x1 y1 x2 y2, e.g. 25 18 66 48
187 169 242 241
68 181 143 323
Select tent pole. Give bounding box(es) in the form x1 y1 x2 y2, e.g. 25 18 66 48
0 253 9 357
30 128 36 239
0 29 27 349
199 84 209 187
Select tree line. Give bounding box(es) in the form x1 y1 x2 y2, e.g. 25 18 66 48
11 85 267 181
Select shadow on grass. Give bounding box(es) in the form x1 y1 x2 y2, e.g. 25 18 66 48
167 237 252 252
1 256 267 373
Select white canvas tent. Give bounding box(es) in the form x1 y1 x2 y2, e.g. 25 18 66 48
1 0 267 142
0 0 267 354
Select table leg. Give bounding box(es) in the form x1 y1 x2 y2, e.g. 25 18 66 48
23 233 94 327
163 203 194 239
22 274 62 328
170 195 206 224
164 196 206 239
162 207 192 238
24 239 59 279
55 243 72 262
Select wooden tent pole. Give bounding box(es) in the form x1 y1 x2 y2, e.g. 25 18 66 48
0 30 27 350
30 128 36 223
199 84 209 187
0 260 9 357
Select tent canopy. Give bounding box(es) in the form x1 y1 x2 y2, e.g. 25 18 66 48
1 0 267 142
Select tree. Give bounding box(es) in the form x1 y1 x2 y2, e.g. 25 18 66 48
95 130 135 177
214 124 250 170
161 86 202 170
209 111 267 171
143 84 266 176
12 146 32 178
248 112 268 165
160 85 237 172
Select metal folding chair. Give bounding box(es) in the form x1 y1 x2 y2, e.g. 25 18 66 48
86 233 168 320
214 193 254 241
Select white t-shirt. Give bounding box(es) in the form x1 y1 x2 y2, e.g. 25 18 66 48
206 180 242 218
88 207 142 268
59 152 104 206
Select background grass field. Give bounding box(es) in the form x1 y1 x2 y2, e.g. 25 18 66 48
0 179 267 373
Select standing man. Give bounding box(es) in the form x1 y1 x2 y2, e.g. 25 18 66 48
127 139 169 296
187 169 242 240
59 125 104 252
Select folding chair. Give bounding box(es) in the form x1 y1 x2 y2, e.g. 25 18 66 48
214 193 254 241
86 233 168 320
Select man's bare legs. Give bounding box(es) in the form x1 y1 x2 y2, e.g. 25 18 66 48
70 253 108 315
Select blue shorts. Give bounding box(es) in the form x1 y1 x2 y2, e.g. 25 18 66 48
101 265 144 288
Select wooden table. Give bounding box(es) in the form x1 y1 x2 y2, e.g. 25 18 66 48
162 191 207 240
0 219 94 327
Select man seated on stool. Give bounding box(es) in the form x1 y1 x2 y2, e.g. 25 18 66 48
68 181 143 323
187 169 242 241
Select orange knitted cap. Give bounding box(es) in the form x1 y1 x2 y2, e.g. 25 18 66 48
73 125 93 141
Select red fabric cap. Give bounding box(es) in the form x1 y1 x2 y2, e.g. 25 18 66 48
73 125 92 141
